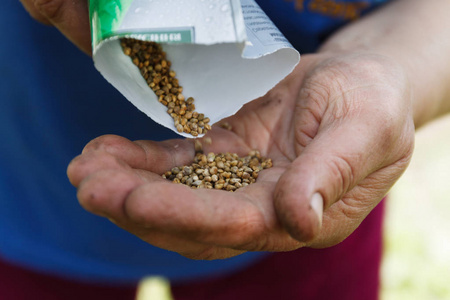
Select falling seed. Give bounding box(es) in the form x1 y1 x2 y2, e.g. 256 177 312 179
121 38 211 137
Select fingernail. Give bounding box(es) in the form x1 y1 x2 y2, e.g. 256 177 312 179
310 193 323 228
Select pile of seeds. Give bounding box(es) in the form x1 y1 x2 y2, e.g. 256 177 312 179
121 38 211 137
162 150 273 191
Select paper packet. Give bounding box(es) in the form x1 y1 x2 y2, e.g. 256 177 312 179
89 0 300 137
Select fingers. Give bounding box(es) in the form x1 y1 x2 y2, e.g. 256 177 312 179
70 134 196 179
76 168 145 218
81 172 272 250
20 0 91 54
76 168 245 259
73 150 297 252
19 0 51 25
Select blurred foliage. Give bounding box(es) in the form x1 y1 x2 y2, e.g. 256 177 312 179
382 115 450 300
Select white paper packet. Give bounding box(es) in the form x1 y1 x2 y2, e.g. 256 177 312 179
90 0 300 137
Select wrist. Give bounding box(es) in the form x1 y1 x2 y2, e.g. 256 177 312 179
316 0 450 129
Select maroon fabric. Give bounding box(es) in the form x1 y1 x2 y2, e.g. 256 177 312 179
0 259 137 300
171 200 385 300
0 200 384 300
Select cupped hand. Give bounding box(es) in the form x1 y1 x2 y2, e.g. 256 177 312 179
67 52 415 259
19 0 91 54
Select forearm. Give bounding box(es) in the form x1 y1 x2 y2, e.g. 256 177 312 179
319 0 450 129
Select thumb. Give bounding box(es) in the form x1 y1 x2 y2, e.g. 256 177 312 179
31 0 91 54
274 117 386 243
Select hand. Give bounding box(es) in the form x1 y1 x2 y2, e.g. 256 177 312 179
67 52 415 259
19 0 91 54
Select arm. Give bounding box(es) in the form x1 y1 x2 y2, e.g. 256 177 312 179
320 0 450 128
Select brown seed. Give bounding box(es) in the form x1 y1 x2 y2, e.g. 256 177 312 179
210 166 218 175
203 137 212 145
121 39 213 137
220 122 232 130
123 47 131 56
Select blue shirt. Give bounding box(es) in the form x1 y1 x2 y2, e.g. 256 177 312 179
0 0 387 283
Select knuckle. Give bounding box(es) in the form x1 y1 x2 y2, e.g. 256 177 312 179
34 0 65 21
324 156 355 205
82 135 126 154
230 213 268 251
76 178 105 214
299 77 331 110
20 0 52 25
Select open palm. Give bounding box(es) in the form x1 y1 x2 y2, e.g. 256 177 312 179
67 52 415 260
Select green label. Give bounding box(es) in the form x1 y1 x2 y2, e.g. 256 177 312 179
89 0 133 48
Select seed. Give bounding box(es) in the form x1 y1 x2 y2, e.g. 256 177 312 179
194 139 203 153
176 124 183 133
230 178 241 184
183 166 192 175
192 180 203 186
220 122 232 130
203 137 212 145
226 185 236 191
161 150 272 191
210 166 218 175
186 97 194 105
207 153 215 162
121 38 212 138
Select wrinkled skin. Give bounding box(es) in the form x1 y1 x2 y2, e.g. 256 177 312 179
19 0 91 54
67 52 415 260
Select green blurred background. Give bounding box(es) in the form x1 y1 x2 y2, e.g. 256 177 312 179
382 114 450 300
135 115 450 300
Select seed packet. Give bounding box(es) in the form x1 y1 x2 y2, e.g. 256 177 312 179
90 0 300 137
